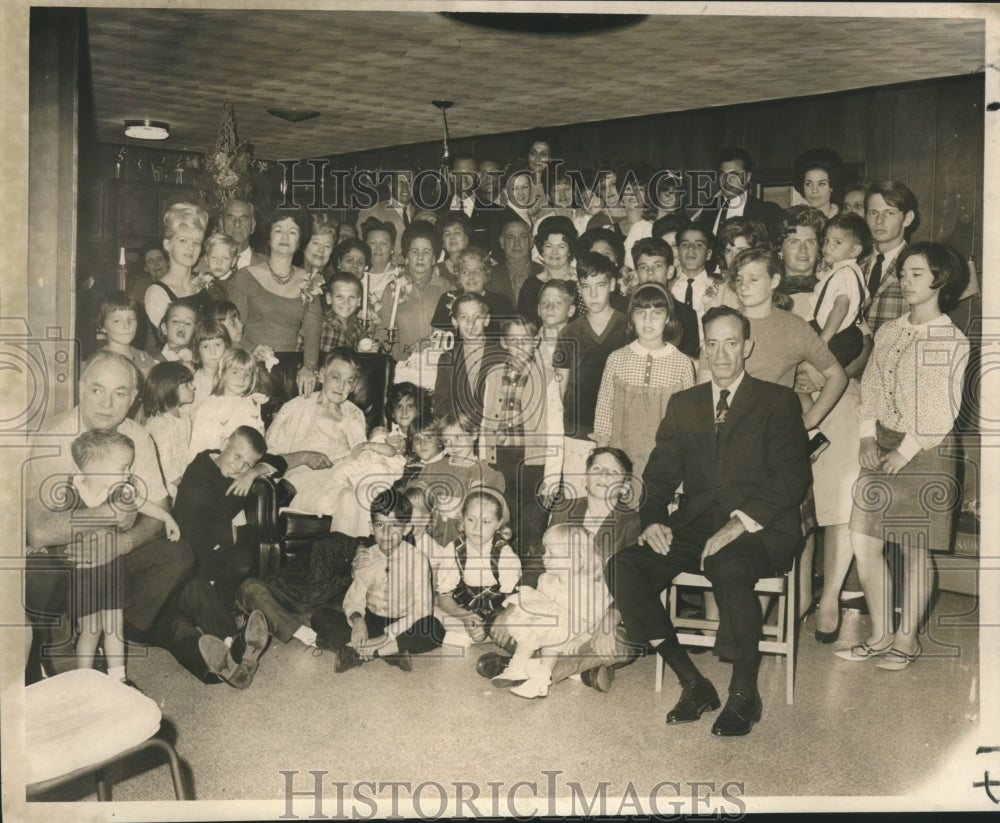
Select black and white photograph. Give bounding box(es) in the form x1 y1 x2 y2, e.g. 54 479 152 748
1 2 998 819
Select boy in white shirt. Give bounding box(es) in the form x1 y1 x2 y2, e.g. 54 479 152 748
809 211 872 367
313 489 444 672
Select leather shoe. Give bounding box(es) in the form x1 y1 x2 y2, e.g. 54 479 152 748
198 634 253 689
711 690 763 736
334 646 364 674
229 610 270 679
476 652 511 679
814 610 842 644
380 651 413 672
580 665 614 693
666 678 720 724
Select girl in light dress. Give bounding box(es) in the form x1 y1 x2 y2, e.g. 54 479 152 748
491 523 609 699
188 348 267 461
142 361 196 499
593 283 695 481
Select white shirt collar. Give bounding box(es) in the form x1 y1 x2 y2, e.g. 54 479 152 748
629 339 677 358
236 246 254 269
711 370 746 409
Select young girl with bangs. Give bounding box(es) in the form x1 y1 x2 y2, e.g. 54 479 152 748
187 347 267 461
593 283 695 480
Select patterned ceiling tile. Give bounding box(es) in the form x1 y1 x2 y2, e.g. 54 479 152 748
84 9 985 160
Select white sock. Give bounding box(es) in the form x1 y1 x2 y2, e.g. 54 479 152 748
293 626 318 647
840 590 864 599
108 664 126 681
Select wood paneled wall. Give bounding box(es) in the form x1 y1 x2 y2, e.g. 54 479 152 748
317 73 984 264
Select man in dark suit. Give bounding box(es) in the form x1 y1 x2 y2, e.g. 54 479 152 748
700 148 785 244
221 199 267 271
609 306 810 736
444 154 494 252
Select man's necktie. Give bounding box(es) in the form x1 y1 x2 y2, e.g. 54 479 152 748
717 202 730 230
867 253 885 298
402 207 410 227
715 388 730 434
685 278 695 306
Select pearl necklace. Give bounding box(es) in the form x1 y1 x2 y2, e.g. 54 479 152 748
267 259 295 286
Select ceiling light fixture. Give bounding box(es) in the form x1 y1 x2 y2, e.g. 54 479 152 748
432 100 454 164
123 119 170 140
267 108 321 123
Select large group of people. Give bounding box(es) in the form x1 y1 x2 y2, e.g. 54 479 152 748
25 139 972 739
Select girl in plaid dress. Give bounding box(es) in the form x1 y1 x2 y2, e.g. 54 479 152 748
593 284 695 481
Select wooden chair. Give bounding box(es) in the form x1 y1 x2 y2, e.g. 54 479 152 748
654 557 798 704
25 668 188 800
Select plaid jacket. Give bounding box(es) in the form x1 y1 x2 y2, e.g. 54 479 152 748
862 244 907 335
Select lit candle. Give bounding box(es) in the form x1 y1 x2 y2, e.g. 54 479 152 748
362 270 369 319
388 278 401 329
117 247 126 291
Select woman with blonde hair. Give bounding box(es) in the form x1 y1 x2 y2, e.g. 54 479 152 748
144 202 211 337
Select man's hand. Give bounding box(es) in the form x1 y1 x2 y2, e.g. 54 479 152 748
700 516 746 570
355 633 389 661
65 528 130 568
637 523 673 555
881 449 910 476
350 616 369 650
858 437 882 471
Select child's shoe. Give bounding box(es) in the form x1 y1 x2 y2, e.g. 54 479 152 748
511 674 550 699
492 659 534 688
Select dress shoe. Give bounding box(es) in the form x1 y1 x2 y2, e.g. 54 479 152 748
334 646 364 674
229 609 270 679
666 678 721 725
711 690 763 736
198 634 253 689
876 642 921 671
580 665 614 693
476 652 511 679
834 640 893 662
120 678 144 693
380 650 413 672
814 610 842 644
510 675 550 699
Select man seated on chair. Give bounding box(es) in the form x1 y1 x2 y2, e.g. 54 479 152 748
608 306 810 736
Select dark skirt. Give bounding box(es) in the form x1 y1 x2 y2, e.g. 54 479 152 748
849 422 960 550
72 557 124 621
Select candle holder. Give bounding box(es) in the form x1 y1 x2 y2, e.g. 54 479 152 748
361 317 375 340
384 327 399 353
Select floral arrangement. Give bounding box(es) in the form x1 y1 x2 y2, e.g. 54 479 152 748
197 101 255 214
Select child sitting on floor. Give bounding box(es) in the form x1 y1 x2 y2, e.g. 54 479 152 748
69 429 180 685
311 489 444 673
173 425 286 608
491 523 609 699
435 487 521 646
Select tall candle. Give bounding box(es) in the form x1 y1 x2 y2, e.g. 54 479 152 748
117 247 126 291
388 278 401 329
362 270 369 319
